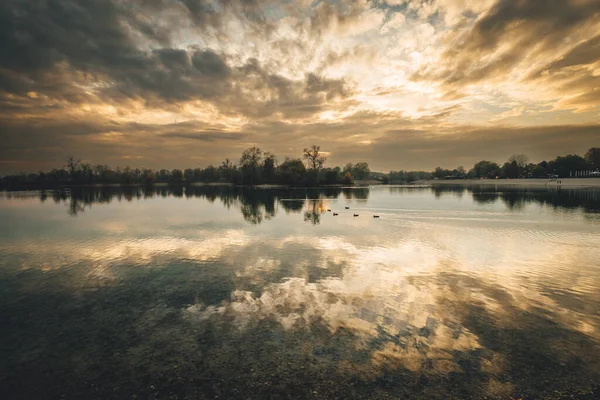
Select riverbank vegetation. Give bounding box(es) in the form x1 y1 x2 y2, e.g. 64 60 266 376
390 147 599 182
0 145 375 188
1 147 598 189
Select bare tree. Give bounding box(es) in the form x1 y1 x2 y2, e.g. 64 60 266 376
66 156 80 176
303 145 327 170
508 154 529 169
239 147 263 170
508 154 529 178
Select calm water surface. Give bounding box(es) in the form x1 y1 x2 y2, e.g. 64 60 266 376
1 185 599 399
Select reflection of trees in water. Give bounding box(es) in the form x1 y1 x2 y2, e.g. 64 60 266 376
430 185 600 214
280 200 304 213
30 185 358 223
505 187 600 214
6 184 599 218
8 184 599 218
342 187 370 200
304 199 326 225
238 189 277 225
471 191 499 205
431 186 467 199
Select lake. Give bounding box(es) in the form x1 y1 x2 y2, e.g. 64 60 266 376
1 185 599 399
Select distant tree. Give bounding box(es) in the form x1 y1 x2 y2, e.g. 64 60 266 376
303 145 327 170
121 166 133 184
184 168 195 182
66 156 80 176
141 168 155 185
343 163 353 174
219 158 235 181
157 169 171 182
262 152 277 181
508 154 529 169
239 147 263 184
502 160 519 179
321 167 342 184
352 162 370 180
548 154 587 177
239 147 263 169
170 169 183 183
530 164 547 178
585 147 600 169
343 172 354 184
93 165 107 182
508 154 529 177
524 163 536 177
471 160 501 179
209 166 220 181
277 158 306 185
433 167 445 179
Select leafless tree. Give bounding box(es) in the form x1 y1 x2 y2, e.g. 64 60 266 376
303 145 326 170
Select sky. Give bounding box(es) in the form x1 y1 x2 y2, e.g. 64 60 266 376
1 0 599 174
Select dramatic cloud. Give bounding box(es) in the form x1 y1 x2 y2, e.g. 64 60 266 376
1 0 599 173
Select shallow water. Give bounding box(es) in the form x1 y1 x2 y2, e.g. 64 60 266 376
1 185 599 399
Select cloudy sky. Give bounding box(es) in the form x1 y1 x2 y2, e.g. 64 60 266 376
1 0 599 174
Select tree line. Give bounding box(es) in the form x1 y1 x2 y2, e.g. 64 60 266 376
2 147 598 189
390 147 600 182
0 145 374 188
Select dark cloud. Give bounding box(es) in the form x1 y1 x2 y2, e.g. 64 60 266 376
1 0 598 174
538 35 600 74
101 48 235 103
154 48 192 70
213 59 354 119
161 131 244 141
0 0 181 102
413 0 600 90
520 34 600 111
125 120 245 141
0 0 352 118
191 50 231 77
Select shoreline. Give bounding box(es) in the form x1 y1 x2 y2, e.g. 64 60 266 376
3 178 600 191
417 178 600 188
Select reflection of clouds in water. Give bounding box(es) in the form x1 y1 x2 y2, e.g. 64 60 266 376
179 230 600 382
5 222 599 342
185 268 483 377
2 189 600 398
85 231 248 264
7 230 248 271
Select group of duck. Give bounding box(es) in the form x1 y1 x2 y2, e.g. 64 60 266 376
326 206 380 218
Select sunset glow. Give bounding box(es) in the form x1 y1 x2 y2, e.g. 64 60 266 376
2 0 599 173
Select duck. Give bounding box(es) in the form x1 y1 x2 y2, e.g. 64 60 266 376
345 206 350 209
333 213 339 216
327 209 331 212
373 215 380 218
353 214 359 217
